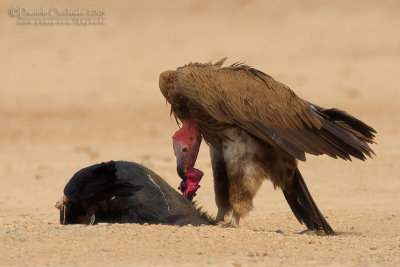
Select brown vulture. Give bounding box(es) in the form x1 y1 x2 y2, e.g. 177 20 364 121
159 58 376 235
55 161 214 226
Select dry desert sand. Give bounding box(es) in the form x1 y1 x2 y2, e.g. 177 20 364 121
1 0 400 266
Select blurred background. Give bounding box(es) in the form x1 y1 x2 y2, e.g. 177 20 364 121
0 0 399 221
1 1 400 265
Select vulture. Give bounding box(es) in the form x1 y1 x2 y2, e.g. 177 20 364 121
55 161 214 225
159 58 376 235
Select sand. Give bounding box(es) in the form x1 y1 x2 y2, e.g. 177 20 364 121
1 0 399 266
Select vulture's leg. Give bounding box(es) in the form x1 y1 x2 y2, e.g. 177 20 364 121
223 159 263 228
210 145 232 221
221 128 264 227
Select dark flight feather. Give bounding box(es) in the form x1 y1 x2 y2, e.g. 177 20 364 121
283 169 334 235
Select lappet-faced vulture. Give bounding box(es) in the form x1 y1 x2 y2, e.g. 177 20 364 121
159 58 376 235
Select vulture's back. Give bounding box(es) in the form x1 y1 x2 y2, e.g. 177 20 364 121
159 59 376 161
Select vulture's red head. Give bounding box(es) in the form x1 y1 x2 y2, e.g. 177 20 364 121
172 120 203 200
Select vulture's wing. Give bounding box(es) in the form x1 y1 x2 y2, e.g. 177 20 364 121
164 62 375 161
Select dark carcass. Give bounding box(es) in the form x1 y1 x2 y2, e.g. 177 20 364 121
55 161 213 226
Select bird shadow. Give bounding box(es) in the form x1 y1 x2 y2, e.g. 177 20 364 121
295 229 363 236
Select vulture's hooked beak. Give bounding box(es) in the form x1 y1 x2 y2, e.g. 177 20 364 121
176 158 186 181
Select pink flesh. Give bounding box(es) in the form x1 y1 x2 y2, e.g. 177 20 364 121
183 167 204 199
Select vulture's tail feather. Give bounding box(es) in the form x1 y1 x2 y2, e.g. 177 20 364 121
321 108 376 141
283 169 335 235
316 107 376 161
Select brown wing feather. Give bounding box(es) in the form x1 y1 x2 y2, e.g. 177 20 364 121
175 65 326 160
178 66 319 128
159 59 376 161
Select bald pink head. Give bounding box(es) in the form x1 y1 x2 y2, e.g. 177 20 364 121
172 120 201 178
172 120 200 149
172 120 203 200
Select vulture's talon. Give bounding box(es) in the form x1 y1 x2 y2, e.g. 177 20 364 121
221 221 238 228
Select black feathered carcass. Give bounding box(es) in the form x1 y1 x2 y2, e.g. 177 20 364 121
55 161 214 226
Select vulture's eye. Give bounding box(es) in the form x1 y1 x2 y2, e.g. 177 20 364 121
182 148 188 152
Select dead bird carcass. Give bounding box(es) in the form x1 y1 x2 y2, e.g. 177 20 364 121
55 161 213 225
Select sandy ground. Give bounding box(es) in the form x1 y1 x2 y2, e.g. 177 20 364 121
1 0 400 266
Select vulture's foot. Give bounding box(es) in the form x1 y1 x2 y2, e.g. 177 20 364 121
221 213 240 228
